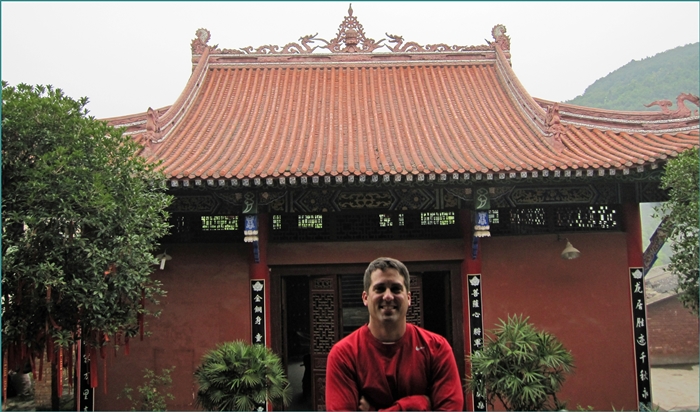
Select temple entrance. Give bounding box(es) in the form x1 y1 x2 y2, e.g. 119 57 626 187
273 264 462 411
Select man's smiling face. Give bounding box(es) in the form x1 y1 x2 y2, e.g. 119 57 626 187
362 268 411 328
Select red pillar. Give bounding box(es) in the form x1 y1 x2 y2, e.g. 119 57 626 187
459 209 481 411
249 213 272 347
623 203 643 267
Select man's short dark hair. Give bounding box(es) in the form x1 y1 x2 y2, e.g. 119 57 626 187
363 257 410 292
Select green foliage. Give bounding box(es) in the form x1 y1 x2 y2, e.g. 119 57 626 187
466 314 575 411
567 43 699 111
1 81 173 351
194 341 291 411
119 367 176 411
656 147 699 315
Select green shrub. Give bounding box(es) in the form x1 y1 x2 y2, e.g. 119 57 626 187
119 367 175 411
467 314 574 411
194 341 291 411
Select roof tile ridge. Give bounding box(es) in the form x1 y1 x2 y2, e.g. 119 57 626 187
492 45 548 132
461 65 523 172
535 97 700 132
363 67 382 173
480 66 553 170
241 68 277 177
384 67 415 173
151 47 212 144
288 69 315 175
258 68 294 177
268 70 306 177
375 67 404 174
157 63 220 178
406 66 446 173
446 66 497 173
416 65 463 173
213 69 253 178
542 97 699 119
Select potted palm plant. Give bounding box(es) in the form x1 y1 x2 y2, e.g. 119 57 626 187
194 341 291 411
466 314 575 411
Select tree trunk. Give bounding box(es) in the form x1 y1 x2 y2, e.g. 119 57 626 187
51 362 60 411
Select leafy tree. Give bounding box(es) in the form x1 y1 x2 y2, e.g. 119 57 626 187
194 341 291 411
466 314 574 411
656 147 699 315
2 82 172 406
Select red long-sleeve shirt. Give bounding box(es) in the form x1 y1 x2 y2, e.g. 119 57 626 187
325 323 464 411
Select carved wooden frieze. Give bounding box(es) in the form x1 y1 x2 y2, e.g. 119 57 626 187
336 191 394 209
169 195 218 213
510 186 595 205
393 188 434 211
294 189 338 213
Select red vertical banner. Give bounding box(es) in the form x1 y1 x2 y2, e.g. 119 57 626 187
57 347 63 398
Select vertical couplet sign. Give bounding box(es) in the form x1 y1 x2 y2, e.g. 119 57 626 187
467 275 486 411
251 279 267 411
251 280 266 346
78 340 94 411
629 268 652 408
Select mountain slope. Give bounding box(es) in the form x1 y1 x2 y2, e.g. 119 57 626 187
566 43 699 111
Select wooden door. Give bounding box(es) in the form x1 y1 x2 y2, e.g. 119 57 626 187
308 274 423 410
309 276 338 411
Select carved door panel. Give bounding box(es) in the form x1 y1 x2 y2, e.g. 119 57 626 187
309 276 338 411
407 275 423 327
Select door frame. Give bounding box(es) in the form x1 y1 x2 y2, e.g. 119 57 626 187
269 260 465 388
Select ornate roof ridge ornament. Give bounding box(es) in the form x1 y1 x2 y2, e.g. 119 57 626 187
491 24 510 51
645 93 700 118
323 3 384 53
190 5 502 56
191 28 215 55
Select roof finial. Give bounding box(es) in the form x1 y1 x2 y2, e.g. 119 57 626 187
348 3 353 16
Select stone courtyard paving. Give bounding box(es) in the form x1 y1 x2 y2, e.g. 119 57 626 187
2 367 698 411
651 364 699 411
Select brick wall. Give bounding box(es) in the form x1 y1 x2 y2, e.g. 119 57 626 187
647 295 699 365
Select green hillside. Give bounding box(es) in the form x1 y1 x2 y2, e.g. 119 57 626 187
566 43 700 111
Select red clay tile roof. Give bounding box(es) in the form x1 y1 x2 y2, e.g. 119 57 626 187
107 15 699 184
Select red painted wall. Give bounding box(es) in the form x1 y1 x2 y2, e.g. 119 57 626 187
95 233 641 410
95 243 251 411
480 233 638 410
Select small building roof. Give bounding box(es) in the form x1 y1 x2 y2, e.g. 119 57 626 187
107 6 699 183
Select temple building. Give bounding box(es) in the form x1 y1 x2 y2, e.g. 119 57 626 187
101 6 699 410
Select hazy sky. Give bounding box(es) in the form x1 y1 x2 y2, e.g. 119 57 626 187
2 1 698 119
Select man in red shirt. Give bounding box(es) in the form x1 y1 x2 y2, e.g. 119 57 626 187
326 257 464 411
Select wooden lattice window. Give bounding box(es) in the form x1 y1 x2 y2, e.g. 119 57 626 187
489 205 621 236
201 215 239 231
420 212 456 226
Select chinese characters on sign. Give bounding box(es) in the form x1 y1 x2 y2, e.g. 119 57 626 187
251 280 266 346
251 279 267 411
629 268 652 409
79 340 94 411
468 275 486 411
